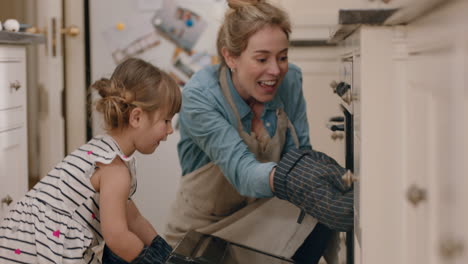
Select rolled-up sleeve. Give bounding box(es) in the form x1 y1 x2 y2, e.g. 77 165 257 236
273 148 354 231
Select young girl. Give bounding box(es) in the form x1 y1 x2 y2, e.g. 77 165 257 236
0 58 181 264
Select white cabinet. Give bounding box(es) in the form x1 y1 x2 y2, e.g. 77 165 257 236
337 25 402 264
398 1 467 263
336 0 468 263
269 0 409 41
0 45 28 220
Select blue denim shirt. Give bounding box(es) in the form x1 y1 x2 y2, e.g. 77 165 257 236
177 64 312 198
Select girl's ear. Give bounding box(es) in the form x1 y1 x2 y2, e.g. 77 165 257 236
221 47 237 71
129 107 143 128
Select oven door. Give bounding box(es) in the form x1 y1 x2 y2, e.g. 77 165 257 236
166 230 294 264
341 104 354 264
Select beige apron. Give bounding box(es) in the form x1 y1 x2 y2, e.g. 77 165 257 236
164 67 317 259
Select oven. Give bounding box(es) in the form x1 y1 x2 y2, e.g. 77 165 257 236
329 56 356 264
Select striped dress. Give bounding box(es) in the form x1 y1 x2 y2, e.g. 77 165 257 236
0 134 137 264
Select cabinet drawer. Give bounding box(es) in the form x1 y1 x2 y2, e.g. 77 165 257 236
0 61 26 110
0 107 25 132
0 127 28 219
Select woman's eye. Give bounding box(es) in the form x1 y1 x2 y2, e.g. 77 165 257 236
279 56 288 62
257 58 267 63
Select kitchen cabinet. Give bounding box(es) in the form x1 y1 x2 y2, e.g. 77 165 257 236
0 32 44 220
269 0 407 41
0 45 28 219
396 0 467 263
332 0 467 263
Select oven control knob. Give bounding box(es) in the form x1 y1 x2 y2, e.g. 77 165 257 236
331 132 344 141
330 80 339 93
342 170 357 187
329 116 344 123
327 124 344 131
335 82 350 97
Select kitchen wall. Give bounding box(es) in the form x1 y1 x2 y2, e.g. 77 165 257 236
89 0 227 232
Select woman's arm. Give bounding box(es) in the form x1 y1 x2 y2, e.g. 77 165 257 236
180 85 275 198
127 200 158 246
98 158 145 262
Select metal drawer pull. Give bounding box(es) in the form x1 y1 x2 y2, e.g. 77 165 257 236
406 184 427 206
1 195 13 206
440 239 464 259
342 170 357 187
10 80 21 91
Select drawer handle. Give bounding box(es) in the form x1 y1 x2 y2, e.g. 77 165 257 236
1 195 13 206
10 80 22 91
406 184 427 206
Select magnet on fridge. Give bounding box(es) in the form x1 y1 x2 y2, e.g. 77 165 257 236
116 22 125 31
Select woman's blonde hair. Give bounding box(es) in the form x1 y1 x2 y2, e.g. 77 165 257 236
91 58 181 131
217 0 291 66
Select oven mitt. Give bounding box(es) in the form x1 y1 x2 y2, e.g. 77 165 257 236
273 148 354 232
102 235 172 264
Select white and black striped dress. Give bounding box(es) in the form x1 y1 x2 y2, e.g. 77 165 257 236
0 134 137 264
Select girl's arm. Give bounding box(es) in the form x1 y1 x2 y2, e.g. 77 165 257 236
127 200 158 246
98 158 145 262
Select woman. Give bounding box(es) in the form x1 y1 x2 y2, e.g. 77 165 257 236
165 0 353 263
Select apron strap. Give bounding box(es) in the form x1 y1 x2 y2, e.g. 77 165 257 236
287 118 300 149
219 66 244 133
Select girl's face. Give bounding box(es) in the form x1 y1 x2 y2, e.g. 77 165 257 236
134 109 174 154
225 25 289 103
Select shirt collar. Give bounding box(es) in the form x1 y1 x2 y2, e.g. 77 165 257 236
103 134 136 161
225 68 283 119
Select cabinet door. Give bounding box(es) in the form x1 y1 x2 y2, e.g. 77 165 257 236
0 58 26 111
0 128 28 219
402 1 468 262
404 39 466 264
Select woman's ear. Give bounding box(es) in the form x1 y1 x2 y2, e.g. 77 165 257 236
129 107 143 128
221 47 236 71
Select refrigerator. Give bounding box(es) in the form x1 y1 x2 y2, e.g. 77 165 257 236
89 0 227 232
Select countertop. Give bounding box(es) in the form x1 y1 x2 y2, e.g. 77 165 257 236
0 31 45 45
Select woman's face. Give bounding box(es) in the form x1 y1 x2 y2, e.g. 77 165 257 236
227 25 289 103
